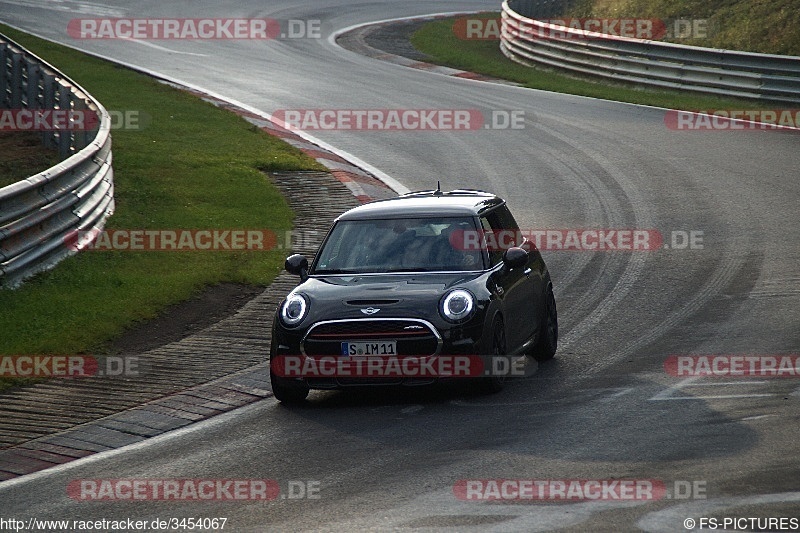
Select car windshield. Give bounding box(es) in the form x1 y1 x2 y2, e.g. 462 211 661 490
313 217 485 274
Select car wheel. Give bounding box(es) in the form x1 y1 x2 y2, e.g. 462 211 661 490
482 316 507 393
531 283 558 362
270 368 309 404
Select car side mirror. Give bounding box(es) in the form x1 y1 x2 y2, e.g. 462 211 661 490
285 254 309 281
502 247 528 271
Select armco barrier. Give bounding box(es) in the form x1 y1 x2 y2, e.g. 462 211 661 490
0 33 113 288
501 0 800 104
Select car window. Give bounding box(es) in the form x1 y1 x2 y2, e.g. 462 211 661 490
313 217 485 273
480 205 522 266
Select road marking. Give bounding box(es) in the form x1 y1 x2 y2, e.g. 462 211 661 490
0 399 270 491
401 405 424 414
598 387 634 403
682 381 769 386
648 377 699 401
650 394 775 401
741 414 776 421
649 377 778 401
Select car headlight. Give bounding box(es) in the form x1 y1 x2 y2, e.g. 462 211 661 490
280 293 308 326
440 289 475 322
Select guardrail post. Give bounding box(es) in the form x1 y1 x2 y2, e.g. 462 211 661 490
26 61 40 108
0 43 8 107
57 84 72 158
72 97 89 150
41 72 57 149
9 51 23 109
0 33 114 288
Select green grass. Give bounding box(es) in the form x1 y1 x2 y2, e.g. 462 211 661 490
0 132 62 188
0 25 325 372
569 0 800 55
411 15 779 111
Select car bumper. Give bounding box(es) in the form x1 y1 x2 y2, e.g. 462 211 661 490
271 316 490 389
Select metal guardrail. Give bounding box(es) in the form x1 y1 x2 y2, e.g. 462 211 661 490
501 0 800 104
0 33 114 288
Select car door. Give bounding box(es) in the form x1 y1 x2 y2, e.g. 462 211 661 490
480 205 539 352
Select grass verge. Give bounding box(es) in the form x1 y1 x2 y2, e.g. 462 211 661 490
568 0 800 56
0 131 62 188
411 14 777 111
0 25 325 388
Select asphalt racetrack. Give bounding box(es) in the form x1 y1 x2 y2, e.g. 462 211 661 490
1 1 798 531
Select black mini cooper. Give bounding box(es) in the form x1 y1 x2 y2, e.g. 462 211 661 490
269 189 557 403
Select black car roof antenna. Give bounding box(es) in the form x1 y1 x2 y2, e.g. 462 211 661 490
435 180 443 196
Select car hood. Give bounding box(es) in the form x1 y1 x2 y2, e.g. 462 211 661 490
290 272 485 323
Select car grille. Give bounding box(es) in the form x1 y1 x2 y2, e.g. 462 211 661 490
302 319 441 357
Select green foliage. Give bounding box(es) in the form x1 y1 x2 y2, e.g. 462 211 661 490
568 0 800 55
0 24 324 362
0 132 61 187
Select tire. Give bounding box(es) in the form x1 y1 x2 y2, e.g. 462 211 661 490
270 368 309 404
531 283 558 362
481 316 507 393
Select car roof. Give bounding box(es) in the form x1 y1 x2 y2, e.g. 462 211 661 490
337 189 505 220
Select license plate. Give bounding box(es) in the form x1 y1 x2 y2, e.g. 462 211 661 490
341 341 397 356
